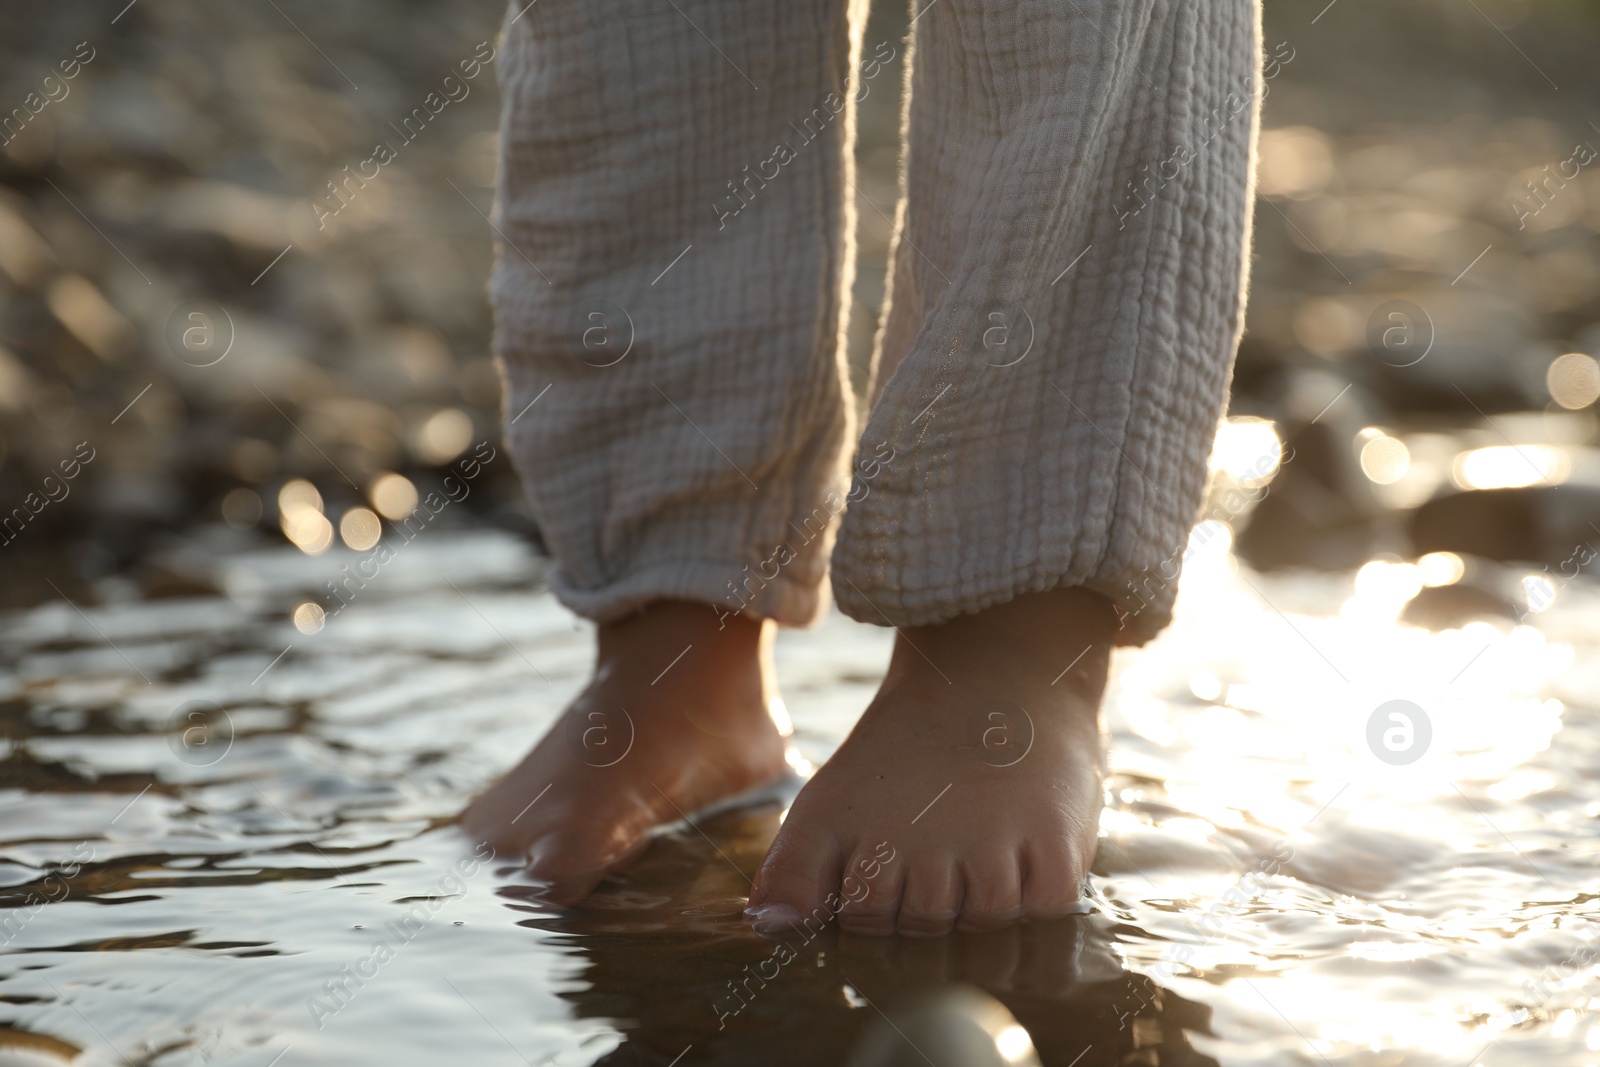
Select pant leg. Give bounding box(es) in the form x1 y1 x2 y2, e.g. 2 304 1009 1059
494 0 867 626
831 0 1261 645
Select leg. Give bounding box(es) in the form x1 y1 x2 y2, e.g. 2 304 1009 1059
749 0 1261 933
492 0 866 627
466 0 868 897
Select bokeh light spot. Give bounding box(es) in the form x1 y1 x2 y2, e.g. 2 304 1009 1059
1453 445 1566 490
370 473 419 520
282 510 334 555
413 408 473 465
995 1025 1034 1062
1418 551 1465 587
277 479 322 515
340 507 382 551
293 601 326 634
277 479 331 554
1358 430 1410 485
1547 352 1600 410
1522 573 1556 614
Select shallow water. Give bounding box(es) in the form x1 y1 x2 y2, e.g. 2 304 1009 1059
3 527 1598 1066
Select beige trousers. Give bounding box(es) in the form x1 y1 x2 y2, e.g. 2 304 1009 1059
492 0 1260 645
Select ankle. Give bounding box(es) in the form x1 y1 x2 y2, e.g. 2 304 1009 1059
895 587 1115 697
592 599 775 707
597 599 765 662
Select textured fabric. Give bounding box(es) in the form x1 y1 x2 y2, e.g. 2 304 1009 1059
493 0 1260 645
493 0 867 627
835 0 1261 644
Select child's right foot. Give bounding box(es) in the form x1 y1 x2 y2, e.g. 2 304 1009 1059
460 600 791 903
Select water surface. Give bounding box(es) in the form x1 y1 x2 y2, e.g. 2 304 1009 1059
2 528 1597 1066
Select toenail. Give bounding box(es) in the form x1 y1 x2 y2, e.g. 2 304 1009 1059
744 903 802 933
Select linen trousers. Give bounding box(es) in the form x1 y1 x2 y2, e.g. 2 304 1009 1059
492 0 1261 645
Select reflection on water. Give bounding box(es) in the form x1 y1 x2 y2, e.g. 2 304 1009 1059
2 528 1597 1065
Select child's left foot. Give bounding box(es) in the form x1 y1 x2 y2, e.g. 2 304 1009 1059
746 587 1115 937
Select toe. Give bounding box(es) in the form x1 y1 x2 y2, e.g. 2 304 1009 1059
836 843 906 936
957 850 1024 932
522 843 611 905
1020 840 1084 921
896 856 963 937
748 821 844 935
522 822 650 905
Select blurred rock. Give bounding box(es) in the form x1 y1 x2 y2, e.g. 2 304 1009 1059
1400 580 1520 629
845 986 1041 1067
1409 485 1600 564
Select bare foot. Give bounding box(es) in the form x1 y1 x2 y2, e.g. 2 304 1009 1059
460 600 791 903
746 587 1115 936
